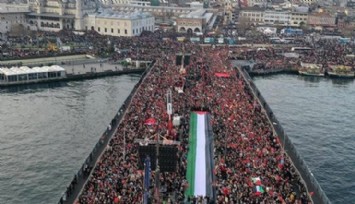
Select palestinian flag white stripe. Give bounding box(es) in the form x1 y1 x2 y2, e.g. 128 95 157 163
186 112 214 199
194 113 207 196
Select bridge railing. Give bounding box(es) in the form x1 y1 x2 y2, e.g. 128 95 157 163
238 67 331 204
58 60 156 204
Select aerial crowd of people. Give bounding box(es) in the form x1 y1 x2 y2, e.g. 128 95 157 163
76 38 312 203
2 28 353 75
232 37 354 73
2 29 337 204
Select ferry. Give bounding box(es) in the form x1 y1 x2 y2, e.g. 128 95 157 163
0 65 66 86
298 62 324 77
327 65 355 78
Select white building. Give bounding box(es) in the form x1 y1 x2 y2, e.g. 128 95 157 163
0 3 29 39
26 0 97 31
98 0 154 6
300 0 318 5
263 10 291 25
238 9 264 24
290 11 308 27
176 9 214 33
189 2 204 9
86 10 155 36
0 0 155 37
246 0 267 7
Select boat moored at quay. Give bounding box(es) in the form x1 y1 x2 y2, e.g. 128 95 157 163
327 65 355 78
298 62 325 77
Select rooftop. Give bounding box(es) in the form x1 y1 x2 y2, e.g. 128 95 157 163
0 65 65 76
0 3 29 13
179 9 211 19
91 10 153 20
28 12 75 18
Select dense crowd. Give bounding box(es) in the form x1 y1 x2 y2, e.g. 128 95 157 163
77 43 311 204
3 28 353 74
234 37 354 73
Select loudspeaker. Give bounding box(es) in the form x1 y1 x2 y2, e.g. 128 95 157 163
138 145 178 172
184 55 190 66
138 145 157 170
176 55 182 66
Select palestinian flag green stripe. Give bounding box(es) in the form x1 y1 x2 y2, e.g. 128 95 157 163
185 112 197 197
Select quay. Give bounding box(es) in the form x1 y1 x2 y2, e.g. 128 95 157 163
0 54 92 67
231 60 299 76
61 60 151 80
0 55 152 87
231 60 355 78
59 47 330 204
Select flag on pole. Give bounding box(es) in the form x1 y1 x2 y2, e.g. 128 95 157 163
252 177 262 185
255 186 265 196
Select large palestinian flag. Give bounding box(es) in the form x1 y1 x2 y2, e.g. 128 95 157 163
185 111 215 199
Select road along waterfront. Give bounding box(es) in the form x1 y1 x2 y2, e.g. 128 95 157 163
0 74 140 204
253 74 355 204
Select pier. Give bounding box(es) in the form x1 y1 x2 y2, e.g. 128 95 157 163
60 47 330 204
0 55 152 86
61 60 151 80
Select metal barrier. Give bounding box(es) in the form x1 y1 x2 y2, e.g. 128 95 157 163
58 60 156 204
239 67 331 204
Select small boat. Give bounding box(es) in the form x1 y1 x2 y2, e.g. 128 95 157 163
298 62 324 77
327 65 355 79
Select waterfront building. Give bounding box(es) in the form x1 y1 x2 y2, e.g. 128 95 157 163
290 11 308 27
238 8 264 25
86 10 155 36
263 10 291 26
26 0 97 31
98 0 154 6
0 0 155 38
246 0 267 7
300 0 318 5
223 0 235 24
307 12 336 30
238 6 309 27
0 3 29 39
176 9 214 33
189 2 204 9
347 0 355 8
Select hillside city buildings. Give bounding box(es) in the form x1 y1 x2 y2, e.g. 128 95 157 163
0 0 155 39
0 0 354 40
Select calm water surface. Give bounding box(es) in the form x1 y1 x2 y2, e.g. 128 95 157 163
253 75 355 204
1 73 353 204
0 75 140 204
